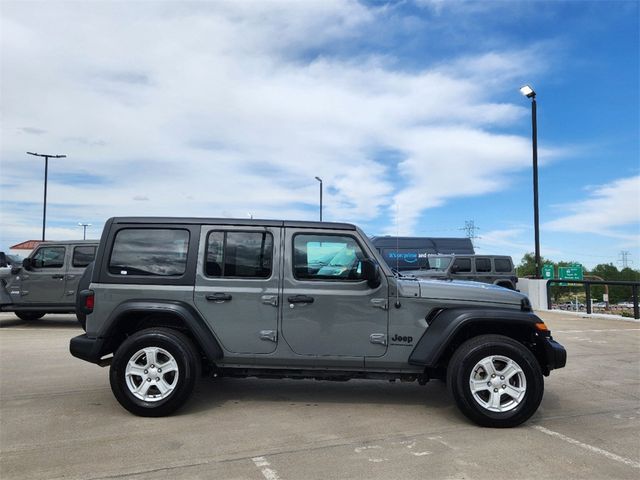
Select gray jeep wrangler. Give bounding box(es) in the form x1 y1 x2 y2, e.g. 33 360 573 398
406 254 518 290
0 240 98 321
70 217 566 427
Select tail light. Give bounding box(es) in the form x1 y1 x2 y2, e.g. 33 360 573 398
80 289 94 314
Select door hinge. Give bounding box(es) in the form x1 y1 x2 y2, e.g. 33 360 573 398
261 295 278 307
259 330 277 342
370 333 387 346
370 298 388 310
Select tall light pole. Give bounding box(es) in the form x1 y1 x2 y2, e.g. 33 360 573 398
519 85 541 279
314 176 323 221
78 223 91 240
27 152 66 241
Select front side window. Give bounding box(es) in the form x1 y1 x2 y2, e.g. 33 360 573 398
32 247 66 269
294 234 366 281
453 258 472 273
109 229 189 276
476 258 491 272
205 231 273 278
73 246 96 267
428 256 452 271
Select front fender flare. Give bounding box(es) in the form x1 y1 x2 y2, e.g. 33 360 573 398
408 308 542 367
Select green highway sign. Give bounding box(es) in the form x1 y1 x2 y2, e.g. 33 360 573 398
542 264 555 279
558 265 584 286
559 265 583 281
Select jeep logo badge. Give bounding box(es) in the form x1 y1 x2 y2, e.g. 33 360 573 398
391 334 413 344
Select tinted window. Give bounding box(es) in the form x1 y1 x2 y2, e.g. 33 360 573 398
73 246 96 267
109 229 189 276
294 234 366 281
453 258 471 273
205 231 273 278
494 258 513 273
32 247 65 269
476 258 491 272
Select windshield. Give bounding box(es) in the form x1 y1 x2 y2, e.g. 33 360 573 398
427 256 452 271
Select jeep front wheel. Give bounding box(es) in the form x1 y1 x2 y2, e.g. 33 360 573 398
447 334 543 428
109 328 201 417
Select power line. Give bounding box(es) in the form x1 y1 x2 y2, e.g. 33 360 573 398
618 250 632 269
460 220 481 248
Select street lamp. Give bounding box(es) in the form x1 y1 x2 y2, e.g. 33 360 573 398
78 223 91 240
519 85 541 279
314 176 323 221
27 152 67 241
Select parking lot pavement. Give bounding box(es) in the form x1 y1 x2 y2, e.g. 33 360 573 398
0 311 639 480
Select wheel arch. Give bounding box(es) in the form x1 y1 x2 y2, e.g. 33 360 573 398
99 300 224 364
409 308 545 371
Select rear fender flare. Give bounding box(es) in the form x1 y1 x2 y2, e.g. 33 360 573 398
100 300 224 363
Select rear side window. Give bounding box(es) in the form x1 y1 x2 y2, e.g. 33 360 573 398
109 229 189 276
475 258 491 272
205 231 273 278
32 247 66 269
452 258 471 273
73 246 96 267
494 258 512 273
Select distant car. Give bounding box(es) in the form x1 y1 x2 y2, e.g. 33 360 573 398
616 302 634 308
0 240 98 321
403 254 518 290
592 302 608 308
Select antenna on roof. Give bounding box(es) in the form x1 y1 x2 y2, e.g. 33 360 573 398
394 202 401 309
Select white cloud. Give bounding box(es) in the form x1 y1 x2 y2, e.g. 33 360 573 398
544 176 640 239
0 1 567 247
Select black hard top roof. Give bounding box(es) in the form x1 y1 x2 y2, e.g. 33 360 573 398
109 217 357 230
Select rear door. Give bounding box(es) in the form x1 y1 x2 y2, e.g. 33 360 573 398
194 225 281 354
64 245 97 300
20 245 67 303
281 228 388 366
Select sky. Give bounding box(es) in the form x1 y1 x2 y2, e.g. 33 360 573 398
0 0 638 270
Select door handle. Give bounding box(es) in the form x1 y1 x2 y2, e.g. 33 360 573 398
51 274 64 280
287 295 314 304
205 293 232 303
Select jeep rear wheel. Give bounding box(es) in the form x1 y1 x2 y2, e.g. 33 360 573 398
447 334 543 428
109 328 201 417
15 312 45 321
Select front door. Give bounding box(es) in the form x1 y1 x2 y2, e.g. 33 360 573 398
281 229 388 362
194 226 281 354
20 245 67 303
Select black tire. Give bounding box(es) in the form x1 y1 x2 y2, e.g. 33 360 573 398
447 334 544 428
15 312 45 321
109 328 201 417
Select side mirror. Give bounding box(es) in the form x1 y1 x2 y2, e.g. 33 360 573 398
22 258 33 271
362 259 382 289
450 264 460 274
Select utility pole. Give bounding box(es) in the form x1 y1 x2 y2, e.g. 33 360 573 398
618 251 631 269
78 223 91 240
27 152 67 241
460 220 480 249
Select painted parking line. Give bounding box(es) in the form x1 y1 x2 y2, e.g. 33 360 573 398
533 425 640 469
554 328 640 333
252 456 282 480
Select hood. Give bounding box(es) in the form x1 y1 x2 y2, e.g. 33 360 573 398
399 277 527 307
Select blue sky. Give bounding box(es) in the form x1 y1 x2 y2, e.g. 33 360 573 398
0 0 638 269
